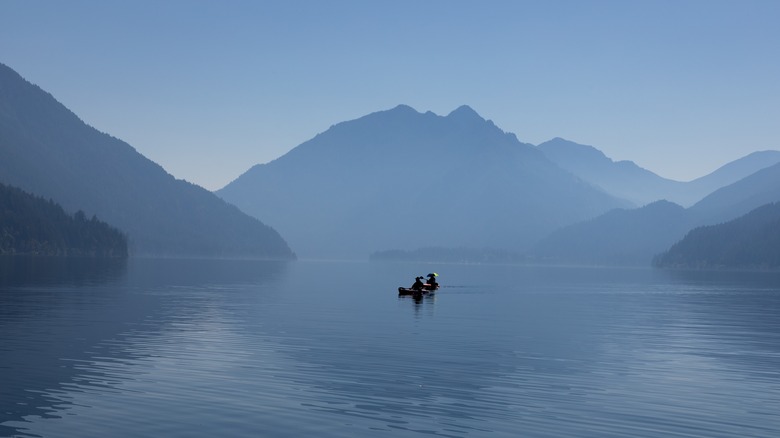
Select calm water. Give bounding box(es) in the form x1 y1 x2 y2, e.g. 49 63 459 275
2 257 780 437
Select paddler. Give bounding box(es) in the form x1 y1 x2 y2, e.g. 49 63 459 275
411 276 425 291
425 273 438 290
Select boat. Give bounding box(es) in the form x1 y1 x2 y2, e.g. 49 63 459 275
398 285 438 296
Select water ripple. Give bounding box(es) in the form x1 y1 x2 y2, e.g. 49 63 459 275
2 261 780 437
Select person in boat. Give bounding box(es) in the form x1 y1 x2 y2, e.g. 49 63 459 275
411 276 426 291
425 273 438 290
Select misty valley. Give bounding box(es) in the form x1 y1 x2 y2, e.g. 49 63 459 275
3 60 780 437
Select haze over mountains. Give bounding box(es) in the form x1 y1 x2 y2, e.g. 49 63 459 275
530 139 780 266
219 104 780 263
0 63 294 258
538 138 780 207
3 60 779 266
532 161 780 266
217 105 630 259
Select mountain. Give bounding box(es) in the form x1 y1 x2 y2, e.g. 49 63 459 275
688 161 780 225
217 105 629 259
654 202 780 269
0 182 127 256
0 63 294 258
532 200 690 266
537 138 676 206
538 138 780 207
532 163 780 266
687 150 780 201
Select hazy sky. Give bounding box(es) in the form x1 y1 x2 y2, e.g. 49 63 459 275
2 0 779 190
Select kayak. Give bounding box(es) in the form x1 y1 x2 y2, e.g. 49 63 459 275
398 286 438 296
398 287 429 296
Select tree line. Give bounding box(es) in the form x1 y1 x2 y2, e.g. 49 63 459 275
0 183 127 257
653 202 780 270
370 246 526 264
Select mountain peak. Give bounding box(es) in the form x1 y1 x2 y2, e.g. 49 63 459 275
219 104 627 259
386 104 418 115
357 104 422 124
446 105 484 121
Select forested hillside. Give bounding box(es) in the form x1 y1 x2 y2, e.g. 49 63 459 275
0 62 294 259
369 247 526 264
0 183 127 256
654 202 780 269
531 200 690 266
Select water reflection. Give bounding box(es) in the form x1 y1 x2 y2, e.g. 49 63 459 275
122 257 290 288
0 257 290 438
288 265 780 436
2 262 780 437
657 269 780 383
0 255 127 287
398 290 436 309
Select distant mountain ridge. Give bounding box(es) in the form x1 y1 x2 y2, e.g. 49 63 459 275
369 246 526 264
688 161 780 224
218 105 629 259
532 162 780 266
538 138 780 207
531 200 690 266
0 62 294 258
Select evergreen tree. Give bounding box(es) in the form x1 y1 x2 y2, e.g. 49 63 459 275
0 183 127 256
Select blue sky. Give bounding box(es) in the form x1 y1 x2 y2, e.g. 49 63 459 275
2 0 779 190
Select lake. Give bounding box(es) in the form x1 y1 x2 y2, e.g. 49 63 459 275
2 257 780 437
